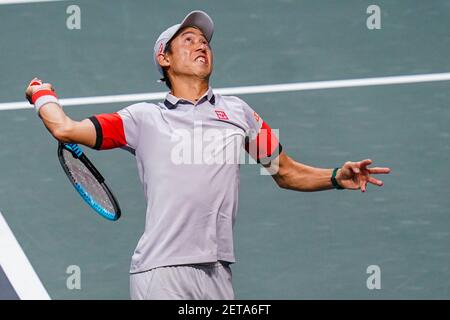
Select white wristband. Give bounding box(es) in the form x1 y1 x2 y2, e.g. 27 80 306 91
34 95 59 113
31 89 59 113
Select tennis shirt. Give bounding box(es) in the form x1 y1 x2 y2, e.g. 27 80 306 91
89 88 282 273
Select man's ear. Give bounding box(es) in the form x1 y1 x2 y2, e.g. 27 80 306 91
157 53 170 68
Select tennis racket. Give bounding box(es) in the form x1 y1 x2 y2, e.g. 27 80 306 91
28 79 121 221
58 143 121 221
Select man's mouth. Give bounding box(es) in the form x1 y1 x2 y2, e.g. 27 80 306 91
194 55 208 64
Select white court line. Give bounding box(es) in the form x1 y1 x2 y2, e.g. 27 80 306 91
0 212 51 300
0 0 66 5
2 72 450 111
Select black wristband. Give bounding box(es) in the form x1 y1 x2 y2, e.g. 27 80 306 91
331 168 344 190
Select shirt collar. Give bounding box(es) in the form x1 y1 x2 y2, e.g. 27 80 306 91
164 87 215 108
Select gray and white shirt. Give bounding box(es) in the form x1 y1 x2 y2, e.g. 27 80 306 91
89 88 282 273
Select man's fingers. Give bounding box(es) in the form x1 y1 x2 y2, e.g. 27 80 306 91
28 81 52 92
41 83 53 90
26 79 52 104
351 165 360 174
368 176 383 186
368 167 391 174
360 181 367 192
342 159 389 192
359 159 372 168
343 161 361 174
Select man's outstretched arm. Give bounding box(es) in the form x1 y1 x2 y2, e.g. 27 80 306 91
270 151 391 192
25 78 96 148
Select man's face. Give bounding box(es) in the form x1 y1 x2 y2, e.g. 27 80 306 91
164 27 213 81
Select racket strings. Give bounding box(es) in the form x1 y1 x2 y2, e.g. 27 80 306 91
62 149 116 214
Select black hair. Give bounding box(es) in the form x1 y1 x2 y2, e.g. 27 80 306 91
161 42 172 90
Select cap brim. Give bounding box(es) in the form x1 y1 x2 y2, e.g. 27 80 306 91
177 10 214 42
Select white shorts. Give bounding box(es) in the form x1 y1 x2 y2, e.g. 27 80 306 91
129 261 234 300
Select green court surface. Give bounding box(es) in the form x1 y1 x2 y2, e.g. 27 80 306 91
0 0 450 299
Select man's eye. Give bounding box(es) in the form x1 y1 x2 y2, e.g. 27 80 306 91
185 37 192 42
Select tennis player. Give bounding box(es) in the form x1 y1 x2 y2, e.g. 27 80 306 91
25 10 390 300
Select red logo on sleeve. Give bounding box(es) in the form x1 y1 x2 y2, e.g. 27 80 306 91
215 110 229 120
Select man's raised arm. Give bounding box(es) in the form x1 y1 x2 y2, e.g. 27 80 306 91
25 78 96 148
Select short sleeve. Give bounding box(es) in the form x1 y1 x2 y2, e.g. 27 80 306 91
89 106 140 151
239 98 283 163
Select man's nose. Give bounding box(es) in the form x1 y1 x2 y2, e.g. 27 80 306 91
195 40 208 51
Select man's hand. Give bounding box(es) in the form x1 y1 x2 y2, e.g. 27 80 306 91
336 159 391 192
25 77 97 148
25 77 54 104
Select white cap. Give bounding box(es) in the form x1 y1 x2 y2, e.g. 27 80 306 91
153 10 214 78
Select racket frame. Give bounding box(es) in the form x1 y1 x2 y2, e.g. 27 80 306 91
57 142 121 221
